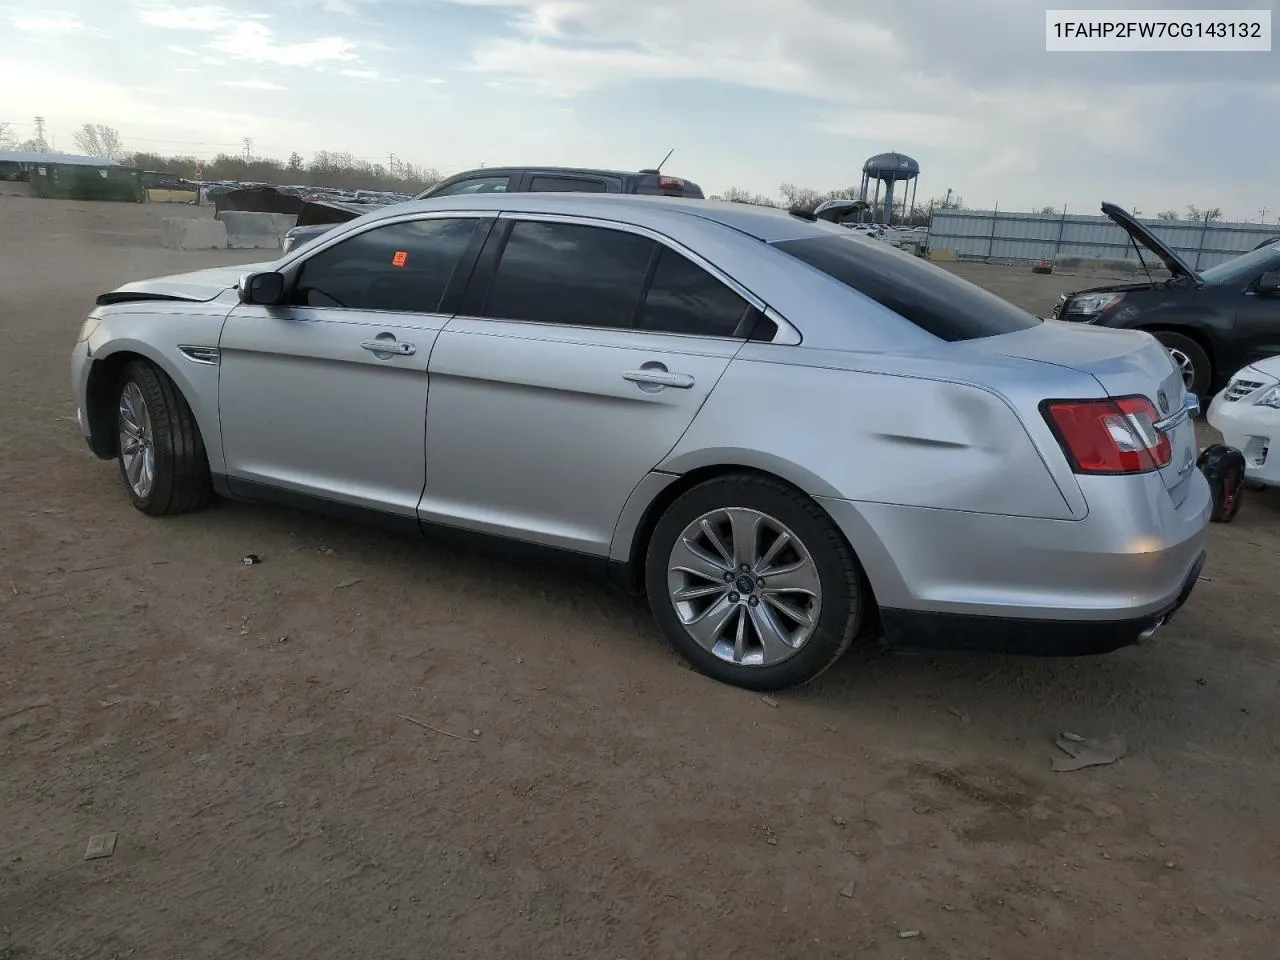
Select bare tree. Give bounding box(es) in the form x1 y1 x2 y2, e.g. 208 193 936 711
715 186 778 207
1037 205 1058 215
0 122 14 149
1186 205 1222 224
1156 209 1180 221
73 124 126 161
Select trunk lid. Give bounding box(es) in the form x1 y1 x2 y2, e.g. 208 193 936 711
970 319 1198 497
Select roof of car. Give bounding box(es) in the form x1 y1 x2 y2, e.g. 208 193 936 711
358 192 837 244
443 166 684 181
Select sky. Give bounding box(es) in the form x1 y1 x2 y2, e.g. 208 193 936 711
2 0 1277 219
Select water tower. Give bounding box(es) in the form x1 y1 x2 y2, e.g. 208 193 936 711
859 152 920 225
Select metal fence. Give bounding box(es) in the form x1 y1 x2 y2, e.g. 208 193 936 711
927 208 1280 270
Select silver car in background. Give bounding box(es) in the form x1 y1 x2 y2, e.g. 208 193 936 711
71 193 1210 690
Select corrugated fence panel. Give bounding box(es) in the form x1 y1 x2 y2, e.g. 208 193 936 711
927 209 1280 269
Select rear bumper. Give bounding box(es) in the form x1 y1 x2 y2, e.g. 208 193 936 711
816 464 1211 654
878 551 1205 656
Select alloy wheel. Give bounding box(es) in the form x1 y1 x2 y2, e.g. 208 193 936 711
666 507 822 667
1167 347 1196 392
118 381 156 499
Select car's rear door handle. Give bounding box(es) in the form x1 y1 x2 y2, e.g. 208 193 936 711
623 369 695 389
361 339 415 356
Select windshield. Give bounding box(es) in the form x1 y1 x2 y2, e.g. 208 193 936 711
1200 244 1280 286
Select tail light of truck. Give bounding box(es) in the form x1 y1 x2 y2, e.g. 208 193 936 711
1041 396 1172 474
658 176 686 194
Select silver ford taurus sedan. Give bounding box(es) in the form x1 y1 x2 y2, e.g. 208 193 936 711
71 193 1210 689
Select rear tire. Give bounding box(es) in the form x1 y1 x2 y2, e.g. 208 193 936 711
1152 330 1211 399
644 474 867 691
115 360 212 516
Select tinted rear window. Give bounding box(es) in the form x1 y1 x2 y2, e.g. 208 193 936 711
773 236 1042 341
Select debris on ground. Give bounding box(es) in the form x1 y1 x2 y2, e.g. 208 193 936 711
241 554 261 565
898 929 921 939
839 881 856 898
760 696 779 708
84 833 118 860
334 577 363 589
1052 732 1127 772
832 816 848 827
398 714 480 742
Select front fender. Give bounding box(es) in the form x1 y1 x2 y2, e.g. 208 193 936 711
84 311 228 474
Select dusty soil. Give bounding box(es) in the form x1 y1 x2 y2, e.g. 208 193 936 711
2 197 1278 960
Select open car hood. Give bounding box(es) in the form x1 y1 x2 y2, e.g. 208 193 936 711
1101 201 1200 283
96 262 276 305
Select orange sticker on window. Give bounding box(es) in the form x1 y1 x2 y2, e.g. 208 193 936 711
391 250 408 267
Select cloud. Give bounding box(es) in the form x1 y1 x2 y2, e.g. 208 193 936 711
221 79 288 91
437 0 1277 210
10 13 86 32
208 21 358 66
140 3 358 68
138 4 234 31
340 68 380 80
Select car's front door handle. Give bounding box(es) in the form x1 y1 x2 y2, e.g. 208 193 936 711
623 369 695 389
361 339 415 356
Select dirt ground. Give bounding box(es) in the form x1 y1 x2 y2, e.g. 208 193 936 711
2 197 1278 960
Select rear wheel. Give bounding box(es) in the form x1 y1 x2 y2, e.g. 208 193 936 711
644 474 867 691
116 360 212 516
1152 330 1211 399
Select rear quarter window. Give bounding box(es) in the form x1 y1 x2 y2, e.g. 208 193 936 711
773 236 1042 341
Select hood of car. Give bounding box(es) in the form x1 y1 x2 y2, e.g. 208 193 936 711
96 262 276 305
1244 355 1280 381
1101 201 1200 283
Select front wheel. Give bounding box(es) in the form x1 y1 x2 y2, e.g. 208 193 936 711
644 474 867 691
1152 330 1211 399
116 360 212 516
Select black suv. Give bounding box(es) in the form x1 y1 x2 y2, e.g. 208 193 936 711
1054 202 1280 397
281 165 705 253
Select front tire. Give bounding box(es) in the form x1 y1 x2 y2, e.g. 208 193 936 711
115 360 212 516
1152 330 1211 399
644 474 867 691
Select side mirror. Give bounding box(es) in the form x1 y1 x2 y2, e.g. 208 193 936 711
238 271 286 305
1257 270 1280 295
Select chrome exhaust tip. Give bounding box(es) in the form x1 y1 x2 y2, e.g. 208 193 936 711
1138 617 1166 642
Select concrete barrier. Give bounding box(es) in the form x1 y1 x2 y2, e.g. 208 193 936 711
161 217 227 250
147 188 198 204
217 210 298 249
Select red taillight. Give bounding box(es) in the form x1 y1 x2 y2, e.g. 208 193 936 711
657 175 685 193
1042 396 1172 474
